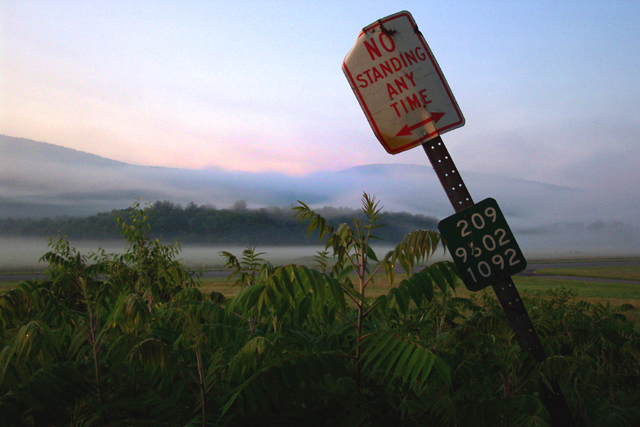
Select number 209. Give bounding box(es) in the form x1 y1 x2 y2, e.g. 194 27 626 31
456 206 497 237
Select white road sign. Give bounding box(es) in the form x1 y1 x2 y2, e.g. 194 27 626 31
342 11 465 154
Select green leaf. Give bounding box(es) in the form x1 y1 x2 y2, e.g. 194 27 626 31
390 287 409 315
364 243 379 262
361 331 451 390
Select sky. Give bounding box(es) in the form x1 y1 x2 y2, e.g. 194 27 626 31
2 0 640 194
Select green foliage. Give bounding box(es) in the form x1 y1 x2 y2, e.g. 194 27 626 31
219 246 273 288
1 198 639 426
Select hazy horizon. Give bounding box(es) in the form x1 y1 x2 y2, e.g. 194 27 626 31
3 235 638 273
2 134 640 263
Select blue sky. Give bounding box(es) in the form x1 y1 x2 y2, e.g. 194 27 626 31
2 0 639 194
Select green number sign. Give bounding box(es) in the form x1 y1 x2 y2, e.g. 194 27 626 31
438 198 527 291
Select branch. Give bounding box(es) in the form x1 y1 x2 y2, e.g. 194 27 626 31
341 285 360 306
362 263 384 291
336 309 358 329
362 300 382 319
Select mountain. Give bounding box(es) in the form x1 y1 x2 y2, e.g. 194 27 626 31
0 134 326 218
2 134 639 256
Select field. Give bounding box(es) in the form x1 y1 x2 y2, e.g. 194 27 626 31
198 261 640 297
6 260 639 331
535 264 640 281
7 258 640 302
196 261 640 325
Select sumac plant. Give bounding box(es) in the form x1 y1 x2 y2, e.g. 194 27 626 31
0 197 638 426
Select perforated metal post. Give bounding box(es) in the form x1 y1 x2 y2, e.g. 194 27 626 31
423 136 574 425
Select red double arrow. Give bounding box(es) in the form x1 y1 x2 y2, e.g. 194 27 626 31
396 111 445 137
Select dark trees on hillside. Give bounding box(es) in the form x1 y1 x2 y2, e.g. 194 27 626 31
0 201 439 245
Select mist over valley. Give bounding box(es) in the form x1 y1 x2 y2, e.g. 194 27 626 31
2 134 639 267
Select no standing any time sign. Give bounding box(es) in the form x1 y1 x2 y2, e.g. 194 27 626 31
342 11 464 154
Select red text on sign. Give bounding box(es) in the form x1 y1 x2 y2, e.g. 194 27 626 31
391 89 432 117
355 47 428 89
387 72 416 98
364 33 396 60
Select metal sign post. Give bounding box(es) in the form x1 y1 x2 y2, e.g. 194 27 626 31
422 135 573 426
343 11 574 425
422 136 544 359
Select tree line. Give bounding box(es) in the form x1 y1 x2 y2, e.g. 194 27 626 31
0 200 439 245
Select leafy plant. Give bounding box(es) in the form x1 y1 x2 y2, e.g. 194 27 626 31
219 246 273 288
291 193 456 414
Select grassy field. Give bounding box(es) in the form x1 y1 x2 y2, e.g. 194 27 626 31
535 264 640 281
198 264 640 300
5 262 640 307
514 275 640 300
3 264 639 332
196 264 640 332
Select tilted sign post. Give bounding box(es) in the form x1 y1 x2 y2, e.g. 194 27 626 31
343 11 574 425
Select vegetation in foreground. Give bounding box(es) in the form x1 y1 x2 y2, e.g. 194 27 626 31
1 198 639 426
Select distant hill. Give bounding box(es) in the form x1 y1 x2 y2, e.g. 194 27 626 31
1 134 574 223
0 134 326 218
1 135 129 168
2 134 639 256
